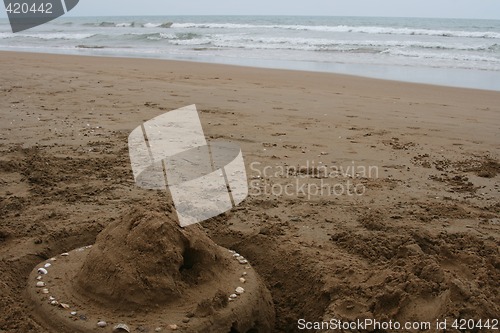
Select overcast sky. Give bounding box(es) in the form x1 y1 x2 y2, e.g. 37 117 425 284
1 0 500 19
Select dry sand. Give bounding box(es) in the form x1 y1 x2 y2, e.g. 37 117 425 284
0 51 499 332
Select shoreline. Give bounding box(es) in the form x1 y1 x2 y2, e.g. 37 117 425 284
1 49 499 92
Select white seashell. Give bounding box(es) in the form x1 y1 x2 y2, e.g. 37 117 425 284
70 311 77 316
232 253 240 257
41 288 49 294
238 259 248 265
229 293 238 299
36 275 42 280
229 250 236 254
239 277 246 283
236 255 245 260
113 323 131 333
97 321 107 328
38 268 48 275
61 253 69 257
60 303 70 309
44 263 51 268
50 300 59 306
235 287 245 295
242 272 247 276
36 281 45 287
49 296 55 301
168 324 178 330
50 257 57 261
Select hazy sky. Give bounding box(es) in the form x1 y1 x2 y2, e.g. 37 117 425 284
1 0 500 19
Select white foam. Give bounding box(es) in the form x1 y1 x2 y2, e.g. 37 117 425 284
172 23 258 29
384 48 500 63
20 33 95 40
171 22 500 39
142 22 172 28
143 23 161 28
0 32 14 39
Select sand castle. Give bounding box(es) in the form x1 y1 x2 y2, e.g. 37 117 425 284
28 206 275 332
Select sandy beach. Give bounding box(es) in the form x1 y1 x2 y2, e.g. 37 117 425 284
0 51 499 332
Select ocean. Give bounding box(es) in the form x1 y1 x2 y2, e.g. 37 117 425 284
1 15 500 90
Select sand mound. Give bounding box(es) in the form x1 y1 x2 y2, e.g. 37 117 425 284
27 205 275 332
75 206 229 309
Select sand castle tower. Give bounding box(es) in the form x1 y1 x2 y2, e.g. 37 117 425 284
28 206 275 332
